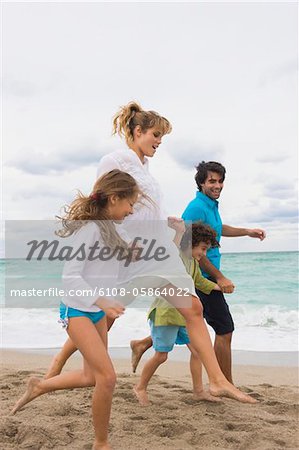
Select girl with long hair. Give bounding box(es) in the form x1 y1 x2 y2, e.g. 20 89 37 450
12 170 142 450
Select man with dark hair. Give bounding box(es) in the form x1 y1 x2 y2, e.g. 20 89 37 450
182 161 266 383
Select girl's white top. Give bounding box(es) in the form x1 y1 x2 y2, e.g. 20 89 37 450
97 149 196 300
62 221 118 312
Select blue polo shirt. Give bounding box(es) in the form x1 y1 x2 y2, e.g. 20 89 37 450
182 191 222 277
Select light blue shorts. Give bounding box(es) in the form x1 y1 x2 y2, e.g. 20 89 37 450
59 303 105 329
150 320 190 352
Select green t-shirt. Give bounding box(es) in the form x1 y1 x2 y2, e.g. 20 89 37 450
148 252 216 326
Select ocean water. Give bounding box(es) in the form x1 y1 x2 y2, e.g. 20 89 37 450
1 252 298 352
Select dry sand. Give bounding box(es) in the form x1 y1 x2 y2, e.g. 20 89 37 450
1 349 298 450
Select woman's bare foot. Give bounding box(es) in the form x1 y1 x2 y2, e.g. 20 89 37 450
133 386 150 406
193 389 222 403
209 380 258 404
130 340 148 373
11 377 43 414
44 354 65 379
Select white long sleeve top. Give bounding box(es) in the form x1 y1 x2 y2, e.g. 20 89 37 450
97 148 166 220
62 221 118 312
96 149 196 298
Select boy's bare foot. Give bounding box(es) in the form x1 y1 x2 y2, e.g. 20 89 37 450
209 380 258 404
11 377 42 414
130 340 148 373
133 386 150 406
193 390 222 403
44 355 65 379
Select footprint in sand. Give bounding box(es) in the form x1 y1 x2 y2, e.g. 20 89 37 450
0 420 18 439
114 391 135 401
129 415 147 421
224 422 255 432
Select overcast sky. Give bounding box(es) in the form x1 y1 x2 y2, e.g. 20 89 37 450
2 1 298 255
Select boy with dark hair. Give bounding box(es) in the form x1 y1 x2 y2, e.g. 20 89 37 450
133 222 223 406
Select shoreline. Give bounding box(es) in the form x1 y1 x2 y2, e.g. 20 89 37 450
1 348 298 387
2 346 298 367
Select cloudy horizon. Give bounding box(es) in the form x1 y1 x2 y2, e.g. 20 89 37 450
2 1 298 256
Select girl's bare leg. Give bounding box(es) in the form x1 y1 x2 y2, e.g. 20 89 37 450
133 352 168 406
187 344 221 403
163 288 257 404
130 336 153 373
44 314 116 380
44 337 78 379
12 317 116 450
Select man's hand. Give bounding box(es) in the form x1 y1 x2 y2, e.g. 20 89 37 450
216 276 235 294
247 228 266 241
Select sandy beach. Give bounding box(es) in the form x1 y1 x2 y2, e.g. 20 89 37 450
1 348 298 450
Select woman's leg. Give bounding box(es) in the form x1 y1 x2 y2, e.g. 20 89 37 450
187 343 221 402
162 288 256 403
133 352 168 406
12 317 116 450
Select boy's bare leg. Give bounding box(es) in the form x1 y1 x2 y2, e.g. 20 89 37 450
44 338 77 379
187 344 221 403
130 336 153 373
133 351 168 406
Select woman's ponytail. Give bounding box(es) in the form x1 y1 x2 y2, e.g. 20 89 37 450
112 101 142 143
112 101 171 146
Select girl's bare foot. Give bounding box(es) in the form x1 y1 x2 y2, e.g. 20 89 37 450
133 386 150 406
193 389 222 403
92 442 112 450
11 377 43 414
209 380 258 404
44 355 65 379
130 340 147 373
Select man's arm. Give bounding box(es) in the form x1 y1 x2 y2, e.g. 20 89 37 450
199 256 235 293
222 225 266 240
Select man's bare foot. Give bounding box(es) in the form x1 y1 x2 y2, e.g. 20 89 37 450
209 380 258 404
11 377 43 414
193 390 222 403
133 386 150 406
44 355 65 379
130 340 149 373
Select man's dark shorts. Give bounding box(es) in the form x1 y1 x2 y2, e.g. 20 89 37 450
196 286 234 335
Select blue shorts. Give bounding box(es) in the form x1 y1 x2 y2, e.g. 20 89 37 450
59 303 105 329
150 320 190 352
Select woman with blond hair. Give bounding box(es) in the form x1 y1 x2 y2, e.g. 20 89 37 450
46 101 256 406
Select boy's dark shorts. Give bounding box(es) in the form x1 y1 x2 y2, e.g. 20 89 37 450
195 287 234 335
